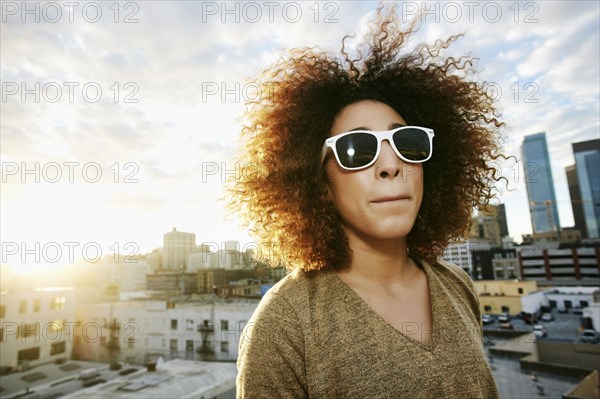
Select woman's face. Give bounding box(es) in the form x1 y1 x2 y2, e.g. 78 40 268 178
325 100 424 244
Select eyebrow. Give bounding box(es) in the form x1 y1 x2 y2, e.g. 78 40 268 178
348 122 407 131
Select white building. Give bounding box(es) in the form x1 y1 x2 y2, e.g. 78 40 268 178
544 287 599 311
73 299 258 365
1 287 76 371
441 239 491 277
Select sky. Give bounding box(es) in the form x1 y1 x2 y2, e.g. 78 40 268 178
1 0 599 273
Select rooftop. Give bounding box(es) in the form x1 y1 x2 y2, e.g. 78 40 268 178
63 359 237 398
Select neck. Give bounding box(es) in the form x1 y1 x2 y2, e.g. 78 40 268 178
338 229 416 286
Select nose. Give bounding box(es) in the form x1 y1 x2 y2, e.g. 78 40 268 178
375 140 402 179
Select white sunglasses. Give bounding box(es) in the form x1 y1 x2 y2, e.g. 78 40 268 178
321 126 435 170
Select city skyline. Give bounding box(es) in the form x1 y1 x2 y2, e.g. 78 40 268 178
521 132 561 234
2 1 599 273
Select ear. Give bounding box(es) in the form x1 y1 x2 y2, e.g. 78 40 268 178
322 161 337 201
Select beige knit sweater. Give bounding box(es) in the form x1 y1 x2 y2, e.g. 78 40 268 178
237 258 499 398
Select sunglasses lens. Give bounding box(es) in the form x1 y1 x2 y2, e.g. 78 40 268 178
393 128 431 161
335 133 378 169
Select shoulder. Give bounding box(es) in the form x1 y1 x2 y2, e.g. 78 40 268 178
432 258 476 288
423 258 482 320
245 268 321 333
238 268 311 397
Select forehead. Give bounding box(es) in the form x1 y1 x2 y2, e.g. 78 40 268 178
330 100 407 135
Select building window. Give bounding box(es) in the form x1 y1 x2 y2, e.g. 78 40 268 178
18 347 40 363
221 341 229 352
518 288 523 294
580 301 589 308
484 305 492 312
186 340 194 352
33 299 41 312
565 300 573 309
170 339 177 351
170 319 178 330
19 300 27 314
50 297 65 310
186 319 194 330
18 323 38 339
501 306 510 313
50 341 66 355
48 320 63 334
221 320 229 331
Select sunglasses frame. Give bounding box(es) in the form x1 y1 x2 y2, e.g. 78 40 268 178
321 126 435 171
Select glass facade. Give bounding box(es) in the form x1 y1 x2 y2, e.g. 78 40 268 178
574 140 600 238
521 133 561 233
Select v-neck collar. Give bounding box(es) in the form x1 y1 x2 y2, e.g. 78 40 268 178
327 258 438 352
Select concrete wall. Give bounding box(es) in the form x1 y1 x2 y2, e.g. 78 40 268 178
537 341 600 371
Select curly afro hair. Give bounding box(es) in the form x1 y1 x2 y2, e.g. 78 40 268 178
226 5 506 272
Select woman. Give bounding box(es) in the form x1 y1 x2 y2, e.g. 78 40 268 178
228 5 503 398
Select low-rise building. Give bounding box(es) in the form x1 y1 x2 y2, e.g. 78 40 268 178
473 280 547 316
544 286 599 312
1 287 76 371
72 299 258 365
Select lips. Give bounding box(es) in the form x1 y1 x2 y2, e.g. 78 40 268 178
370 195 410 203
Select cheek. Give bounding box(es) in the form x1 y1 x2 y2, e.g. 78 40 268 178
326 171 365 212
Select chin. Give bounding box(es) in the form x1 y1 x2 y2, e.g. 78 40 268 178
370 223 416 241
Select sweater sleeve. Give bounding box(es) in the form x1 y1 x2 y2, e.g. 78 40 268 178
236 292 307 399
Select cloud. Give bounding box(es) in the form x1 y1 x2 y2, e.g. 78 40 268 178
1 0 598 251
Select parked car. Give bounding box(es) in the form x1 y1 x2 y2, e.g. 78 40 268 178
498 313 510 323
533 325 547 338
482 314 495 324
522 312 537 325
499 322 514 330
540 313 554 322
580 329 599 344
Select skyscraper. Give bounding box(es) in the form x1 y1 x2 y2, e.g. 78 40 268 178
572 139 600 238
521 133 561 234
494 203 509 238
566 164 586 237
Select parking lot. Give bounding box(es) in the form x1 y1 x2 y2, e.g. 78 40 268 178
483 308 596 343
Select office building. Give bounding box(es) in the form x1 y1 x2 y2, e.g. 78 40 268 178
163 228 196 270
572 139 600 238
495 204 509 238
566 165 587 238
441 239 491 278
521 133 561 234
